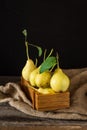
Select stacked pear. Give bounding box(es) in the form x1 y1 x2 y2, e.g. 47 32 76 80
29 69 54 94
35 70 52 88
29 50 57 94
29 67 70 94
29 67 40 86
29 56 54 94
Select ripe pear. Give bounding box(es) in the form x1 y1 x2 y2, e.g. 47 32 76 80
35 71 52 88
38 87 55 94
29 67 40 86
50 68 70 92
22 59 36 81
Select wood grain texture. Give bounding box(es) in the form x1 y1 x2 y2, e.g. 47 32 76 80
35 92 70 111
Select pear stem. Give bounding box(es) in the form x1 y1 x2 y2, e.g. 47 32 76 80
50 63 57 72
25 41 29 60
35 58 38 66
40 48 54 67
22 29 30 60
43 49 47 61
28 43 42 57
46 48 53 59
56 52 59 68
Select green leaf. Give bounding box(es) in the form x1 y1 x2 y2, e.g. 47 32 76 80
35 45 42 57
28 43 42 57
40 56 57 73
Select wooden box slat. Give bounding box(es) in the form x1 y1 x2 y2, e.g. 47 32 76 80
21 77 70 111
35 92 70 111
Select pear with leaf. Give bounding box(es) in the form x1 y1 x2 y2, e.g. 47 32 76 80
28 44 42 86
22 29 42 81
35 49 57 88
22 30 36 81
30 49 47 87
50 53 70 92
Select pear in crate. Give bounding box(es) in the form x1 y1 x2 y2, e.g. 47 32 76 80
38 87 55 94
22 59 36 81
29 66 40 86
50 68 70 92
35 70 52 88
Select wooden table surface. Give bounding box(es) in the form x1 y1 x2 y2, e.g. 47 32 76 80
0 76 87 130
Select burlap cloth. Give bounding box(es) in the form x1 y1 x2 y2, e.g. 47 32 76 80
0 68 87 120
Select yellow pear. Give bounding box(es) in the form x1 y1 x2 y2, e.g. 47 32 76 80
50 68 70 92
22 59 36 81
29 67 40 86
37 87 55 94
35 71 52 88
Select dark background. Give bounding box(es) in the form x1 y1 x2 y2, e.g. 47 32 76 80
1 1 87 76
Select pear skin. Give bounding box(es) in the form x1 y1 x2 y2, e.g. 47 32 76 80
22 59 36 81
38 87 55 94
60 74 70 92
29 67 40 86
54 68 63 74
35 71 52 88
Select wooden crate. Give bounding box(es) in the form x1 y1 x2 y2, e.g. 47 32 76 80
21 77 70 111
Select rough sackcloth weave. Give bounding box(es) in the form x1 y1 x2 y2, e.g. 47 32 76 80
0 68 87 120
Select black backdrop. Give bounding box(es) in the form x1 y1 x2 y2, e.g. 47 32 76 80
1 1 87 76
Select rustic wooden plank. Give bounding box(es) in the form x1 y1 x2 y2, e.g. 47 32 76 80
35 92 70 111
0 76 20 85
0 126 87 130
0 102 87 127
